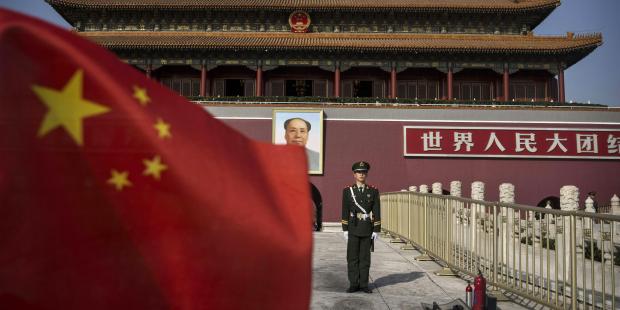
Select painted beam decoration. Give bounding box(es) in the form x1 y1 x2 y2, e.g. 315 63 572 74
404 126 620 159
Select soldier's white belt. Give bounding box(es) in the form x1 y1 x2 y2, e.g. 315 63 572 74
356 213 371 220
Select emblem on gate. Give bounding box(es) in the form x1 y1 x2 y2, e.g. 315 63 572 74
289 11 311 33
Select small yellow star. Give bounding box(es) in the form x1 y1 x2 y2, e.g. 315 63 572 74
32 69 110 146
133 85 151 106
154 118 172 139
143 155 168 180
107 169 132 191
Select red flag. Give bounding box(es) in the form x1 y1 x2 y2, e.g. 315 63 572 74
0 8 311 309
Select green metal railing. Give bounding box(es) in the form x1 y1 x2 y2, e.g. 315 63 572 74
191 96 608 107
381 191 620 309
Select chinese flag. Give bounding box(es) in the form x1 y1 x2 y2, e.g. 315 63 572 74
0 8 311 309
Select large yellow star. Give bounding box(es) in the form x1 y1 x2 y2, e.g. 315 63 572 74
133 85 151 106
143 155 167 180
107 169 132 191
154 118 172 139
32 70 110 146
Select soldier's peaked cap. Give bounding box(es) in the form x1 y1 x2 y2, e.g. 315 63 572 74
352 161 370 172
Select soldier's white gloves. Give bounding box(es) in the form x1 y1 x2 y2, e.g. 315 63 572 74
344 231 348 240
371 232 378 240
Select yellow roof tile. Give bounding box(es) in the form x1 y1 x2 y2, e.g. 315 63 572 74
82 31 602 53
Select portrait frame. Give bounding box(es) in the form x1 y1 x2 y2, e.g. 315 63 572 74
272 109 324 175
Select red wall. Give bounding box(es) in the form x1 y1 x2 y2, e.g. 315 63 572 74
221 118 620 222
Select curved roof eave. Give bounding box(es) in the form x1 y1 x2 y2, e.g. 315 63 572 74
82 31 602 55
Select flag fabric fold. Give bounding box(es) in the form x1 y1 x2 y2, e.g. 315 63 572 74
0 8 312 309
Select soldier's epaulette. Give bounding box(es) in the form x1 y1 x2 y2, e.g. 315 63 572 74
367 184 377 189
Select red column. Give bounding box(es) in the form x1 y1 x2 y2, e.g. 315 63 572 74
256 66 263 96
334 65 341 97
558 66 565 103
200 64 207 97
146 64 152 79
441 78 446 100
447 65 453 100
503 66 509 102
390 66 397 99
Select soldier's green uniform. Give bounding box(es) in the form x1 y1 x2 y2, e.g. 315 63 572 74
342 161 381 293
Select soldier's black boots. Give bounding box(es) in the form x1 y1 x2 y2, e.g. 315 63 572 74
346 286 359 293
346 286 372 293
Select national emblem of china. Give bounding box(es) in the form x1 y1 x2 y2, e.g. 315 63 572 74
289 11 311 33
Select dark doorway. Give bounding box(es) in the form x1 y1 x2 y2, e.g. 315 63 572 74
353 80 373 97
225 79 244 96
286 80 313 96
536 196 560 219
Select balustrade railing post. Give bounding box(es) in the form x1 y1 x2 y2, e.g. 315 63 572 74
499 183 514 283
612 194 620 237
570 213 577 310
487 203 510 301
560 185 578 305
471 181 485 270
611 222 616 310
493 204 499 285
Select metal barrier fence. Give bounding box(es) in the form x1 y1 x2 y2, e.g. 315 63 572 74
381 191 620 310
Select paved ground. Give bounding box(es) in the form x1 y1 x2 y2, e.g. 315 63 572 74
310 225 541 310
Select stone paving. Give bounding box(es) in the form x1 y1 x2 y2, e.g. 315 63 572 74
310 225 540 310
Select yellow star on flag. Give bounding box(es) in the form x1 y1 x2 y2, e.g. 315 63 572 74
133 85 151 106
108 169 132 191
143 155 168 180
32 69 110 146
154 118 172 139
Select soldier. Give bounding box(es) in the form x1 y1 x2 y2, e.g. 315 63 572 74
342 161 381 293
587 191 599 211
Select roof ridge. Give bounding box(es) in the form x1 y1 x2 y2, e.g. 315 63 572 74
47 0 560 11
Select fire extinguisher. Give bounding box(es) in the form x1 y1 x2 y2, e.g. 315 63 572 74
465 281 473 308
472 270 486 310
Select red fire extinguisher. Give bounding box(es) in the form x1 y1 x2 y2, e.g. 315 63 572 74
472 270 486 310
465 281 473 308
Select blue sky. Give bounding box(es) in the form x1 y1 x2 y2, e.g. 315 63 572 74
1 0 618 106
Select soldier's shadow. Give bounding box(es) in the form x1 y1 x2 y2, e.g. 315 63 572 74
372 272 424 289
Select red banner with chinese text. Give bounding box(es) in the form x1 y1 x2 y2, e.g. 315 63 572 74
404 126 620 159
0 8 311 310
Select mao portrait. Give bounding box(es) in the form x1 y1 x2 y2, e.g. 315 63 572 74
273 110 324 174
